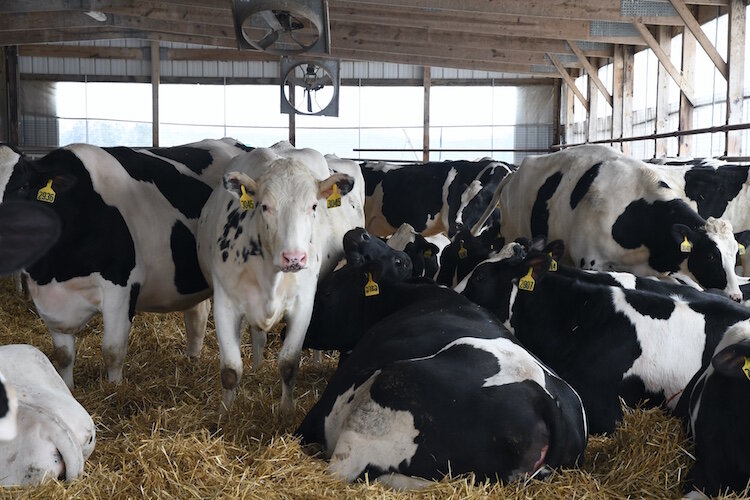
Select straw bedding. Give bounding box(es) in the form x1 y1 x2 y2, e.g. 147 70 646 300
0 277 744 499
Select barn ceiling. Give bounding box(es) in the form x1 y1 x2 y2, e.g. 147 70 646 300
0 0 730 77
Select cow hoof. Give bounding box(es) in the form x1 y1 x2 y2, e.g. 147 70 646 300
221 388 236 413
220 367 239 390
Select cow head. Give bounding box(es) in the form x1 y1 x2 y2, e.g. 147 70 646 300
436 228 502 287
343 227 413 279
672 217 741 301
223 158 353 272
0 145 77 204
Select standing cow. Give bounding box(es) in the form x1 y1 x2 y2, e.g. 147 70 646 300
197 143 364 415
496 145 742 301
0 138 250 387
363 159 514 237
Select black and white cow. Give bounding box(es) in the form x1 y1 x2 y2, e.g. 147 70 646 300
197 143 364 415
384 223 445 279
495 145 742 301
298 250 587 488
0 138 250 387
457 242 750 434
674 321 750 496
436 223 503 287
363 158 514 237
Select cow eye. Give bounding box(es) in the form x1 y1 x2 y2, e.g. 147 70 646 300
261 204 268 212
395 258 403 266
312 203 318 211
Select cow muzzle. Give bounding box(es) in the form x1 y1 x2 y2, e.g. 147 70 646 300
729 291 743 303
280 251 307 272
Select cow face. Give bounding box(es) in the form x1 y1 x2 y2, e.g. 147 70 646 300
673 217 741 301
437 228 498 286
0 148 77 204
223 159 353 272
342 228 413 279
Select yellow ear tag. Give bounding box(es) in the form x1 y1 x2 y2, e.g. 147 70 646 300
36 179 56 203
239 185 254 211
518 267 536 292
740 244 746 256
327 183 342 209
548 253 558 272
423 249 432 258
458 241 468 259
743 357 750 381
680 236 692 253
496 201 501 209
364 272 380 297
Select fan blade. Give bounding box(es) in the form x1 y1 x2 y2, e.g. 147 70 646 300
259 10 285 32
307 90 313 113
257 30 279 50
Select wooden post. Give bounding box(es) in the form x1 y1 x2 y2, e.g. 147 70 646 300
622 45 635 156
679 25 696 156
4 46 19 146
552 78 561 149
0 45 8 144
288 82 296 146
564 82 575 145
423 66 430 162
726 0 745 156
612 44 624 146
655 25 671 158
150 41 160 147
587 63 598 143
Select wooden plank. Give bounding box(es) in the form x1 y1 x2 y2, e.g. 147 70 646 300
568 40 612 106
622 45 634 155
548 53 588 110
726 0 745 156
668 0 728 79
612 44 624 142
150 41 159 147
564 81 575 144
655 25 671 157
679 26 696 156
19 45 144 59
587 61 598 142
633 21 695 105
423 66 430 162
0 45 7 143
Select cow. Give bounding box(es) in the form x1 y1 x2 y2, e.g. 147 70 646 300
196 143 364 415
493 145 742 301
362 158 514 237
675 321 750 496
457 241 750 434
384 223 443 279
647 157 750 276
436 222 503 287
297 253 587 488
0 138 250 388
0 344 96 485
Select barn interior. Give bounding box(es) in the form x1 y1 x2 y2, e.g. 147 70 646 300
0 1 749 498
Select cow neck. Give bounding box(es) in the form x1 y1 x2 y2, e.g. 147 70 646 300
360 281 452 333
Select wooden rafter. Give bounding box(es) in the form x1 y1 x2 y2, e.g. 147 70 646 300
548 53 588 111
568 40 612 107
668 0 728 79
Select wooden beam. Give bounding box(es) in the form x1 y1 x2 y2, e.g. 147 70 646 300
668 0 728 79
655 26 671 157
568 40 612 106
587 62 598 142
150 41 159 147
564 81 575 144
679 26 696 156
552 79 562 147
423 67 430 162
19 45 145 59
548 53 588 110
612 44 624 143
633 21 695 105
726 0 745 156
622 45 635 155
288 82 295 147
4 46 19 145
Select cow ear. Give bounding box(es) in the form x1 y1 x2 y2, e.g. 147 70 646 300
41 173 77 194
318 173 354 199
530 235 547 252
0 201 60 275
223 171 257 200
670 223 697 247
523 253 550 280
712 340 750 380
544 239 565 261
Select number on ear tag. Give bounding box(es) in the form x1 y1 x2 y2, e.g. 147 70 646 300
364 272 380 297
680 236 692 253
37 179 56 203
548 253 558 272
518 267 535 292
327 184 342 209
240 185 254 211
458 241 468 259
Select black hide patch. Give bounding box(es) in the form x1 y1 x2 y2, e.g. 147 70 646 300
128 282 141 321
0 382 8 419
620 288 676 319
148 146 213 175
569 162 601 210
104 147 213 219
530 171 563 238
684 166 749 219
170 220 209 294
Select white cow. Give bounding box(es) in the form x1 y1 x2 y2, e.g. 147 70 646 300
197 142 364 415
0 345 95 485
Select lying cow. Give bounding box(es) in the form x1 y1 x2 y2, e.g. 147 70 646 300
436 223 503 287
197 144 364 415
0 139 249 387
384 223 443 279
298 243 587 488
458 241 750 434
495 145 742 301
363 158 514 237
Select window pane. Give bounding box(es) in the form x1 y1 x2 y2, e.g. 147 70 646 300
431 87 493 126
225 85 289 127
295 128 360 158
359 86 422 127
86 82 151 122
160 84 224 126
160 124 226 147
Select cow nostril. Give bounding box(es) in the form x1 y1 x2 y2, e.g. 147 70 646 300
361 232 370 241
56 450 66 481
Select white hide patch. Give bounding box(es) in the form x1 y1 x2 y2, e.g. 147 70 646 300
609 287 707 407
454 179 483 227
326 371 420 482
453 242 521 294
387 224 418 251
704 217 741 298
0 146 21 201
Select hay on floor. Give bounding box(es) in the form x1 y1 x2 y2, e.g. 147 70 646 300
0 277 743 499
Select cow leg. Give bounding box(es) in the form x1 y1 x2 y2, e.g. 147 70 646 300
213 286 243 411
251 327 267 370
50 331 76 388
278 295 315 418
100 288 133 384
184 299 210 358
